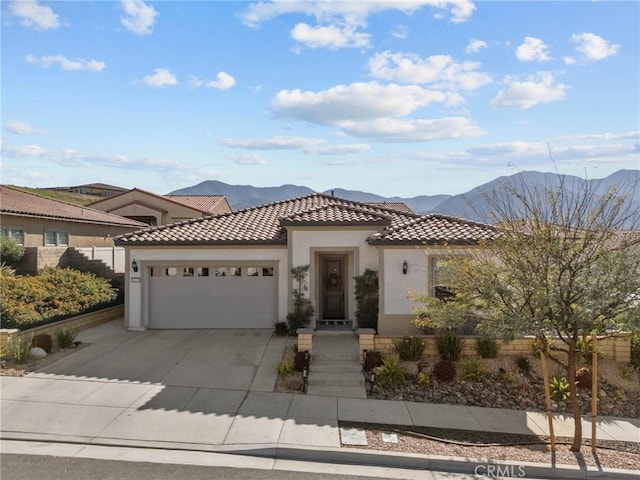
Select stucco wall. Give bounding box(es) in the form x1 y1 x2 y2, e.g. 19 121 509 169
123 246 288 330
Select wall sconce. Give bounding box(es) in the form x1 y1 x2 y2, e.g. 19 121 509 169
402 260 408 275
131 259 139 273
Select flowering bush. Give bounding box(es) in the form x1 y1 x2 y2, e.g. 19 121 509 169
0 267 117 330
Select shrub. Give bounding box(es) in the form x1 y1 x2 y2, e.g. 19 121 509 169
394 336 425 361
274 322 289 336
286 265 314 334
276 360 295 375
354 269 379 330
501 371 517 384
374 356 407 387
575 367 592 390
294 351 309 372
515 356 531 376
436 330 463 361
364 350 383 371
476 337 500 358
0 237 25 267
549 375 571 401
416 371 431 388
461 358 487 381
433 359 456 383
631 331 640 369
0 267 118 330
32 333 53 353
54 329 77 349
577 337 602 365
10 338 33 364
529 336 546 355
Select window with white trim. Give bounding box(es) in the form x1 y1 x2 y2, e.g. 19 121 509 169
44 230 69 246
1 227 25 245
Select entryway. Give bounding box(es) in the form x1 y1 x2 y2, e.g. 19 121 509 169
317 254 352 330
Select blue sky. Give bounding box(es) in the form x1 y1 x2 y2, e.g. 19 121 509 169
2 0 639 197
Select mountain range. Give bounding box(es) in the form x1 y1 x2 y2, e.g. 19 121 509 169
169 169 639 224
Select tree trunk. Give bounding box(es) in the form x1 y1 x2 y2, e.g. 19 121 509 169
568 346 582 451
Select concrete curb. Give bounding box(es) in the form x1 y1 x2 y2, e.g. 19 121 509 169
2 434 636 480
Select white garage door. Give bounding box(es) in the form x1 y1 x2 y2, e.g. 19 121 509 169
148 265 276 329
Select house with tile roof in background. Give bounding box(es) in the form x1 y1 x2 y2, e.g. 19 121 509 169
0 185 146 280
115 193 496 335
88 188 232 226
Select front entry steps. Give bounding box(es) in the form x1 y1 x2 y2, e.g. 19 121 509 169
307 331 367 399
316 319 353 330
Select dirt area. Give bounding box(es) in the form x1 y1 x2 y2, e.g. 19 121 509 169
1 344 88 377
274 343 305 394
342 422 640 471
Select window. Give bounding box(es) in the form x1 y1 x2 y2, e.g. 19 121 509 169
262 267 274 277
229 267 241 276
183 267 195 277
44 231 69 246
215 267 227 277
247 267 259 277
197 267 209 277
165 267 178 276
1 228 24 245
150 267 161 277
432 257 455 300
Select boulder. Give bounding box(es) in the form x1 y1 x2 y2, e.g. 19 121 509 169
30 347 47 358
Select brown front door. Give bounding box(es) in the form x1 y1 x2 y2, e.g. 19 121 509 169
323 257 345 319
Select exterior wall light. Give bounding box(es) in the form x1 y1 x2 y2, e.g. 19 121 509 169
402 260 408 275
131 259 139 273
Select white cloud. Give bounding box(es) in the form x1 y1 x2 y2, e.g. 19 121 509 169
190 72 236 90
9 0 59 30
391 25 408 39
468 140 637 162
554 131 639 142
291 22 370 49
240 1 476 27
229 153 268 165
338 117 485 142
271 81 460 125
120 0 158 35
516 36 551 62
142 68 178 87
563 56 576 65
1 144 48 158
4 120 44 134
571 32 619 61
466 39 487 53
25 54 106 72
490 72 567 109
368 51 492 91
221 135 370 155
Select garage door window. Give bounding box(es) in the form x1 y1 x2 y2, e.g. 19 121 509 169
165 267 178 276
215 267 227 277
247 267 259 277
262 267 274 277
197 267 209 277
183 267 195 277
229 267 241 276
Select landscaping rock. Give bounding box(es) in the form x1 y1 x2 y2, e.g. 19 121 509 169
30 347 47 358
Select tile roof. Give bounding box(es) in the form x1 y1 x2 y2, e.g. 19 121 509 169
366 202 415 214
0 185 147 227
115 193 496 246
164 194 227 213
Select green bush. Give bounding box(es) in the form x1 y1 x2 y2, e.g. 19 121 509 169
436 330 463 361
54 329 77 349
515 356 531 376
476 337 500 358
576 336 602 365
276 360 295 375
461 358 488 381
549 375 571 400
274 322 289 336
286 265 314 334
364 350 383 371
416 371 431 388
0 267 117 330
631 331 640 369
0 237 25 267
354 269 378 330
10 337 33 365
393 336 425 361
374 356 407 386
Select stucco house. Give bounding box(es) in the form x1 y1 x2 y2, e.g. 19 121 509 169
115 193 496 335
0 185 147 274
88 188 232 226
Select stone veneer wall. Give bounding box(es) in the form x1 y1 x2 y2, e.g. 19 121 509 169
0 305 123 349
363 334 631 364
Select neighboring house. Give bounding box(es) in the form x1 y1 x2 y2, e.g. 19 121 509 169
0 185 147 275
48 182 128 198
88 188 232 226
116 193 496 335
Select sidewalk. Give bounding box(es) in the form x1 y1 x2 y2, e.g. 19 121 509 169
1 321 638 479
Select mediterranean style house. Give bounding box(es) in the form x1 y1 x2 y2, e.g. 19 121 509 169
115 193 496 335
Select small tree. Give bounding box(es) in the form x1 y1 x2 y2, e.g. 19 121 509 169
413 172 640 451
286 265 314 334
0 237 25 268
354 269 379 330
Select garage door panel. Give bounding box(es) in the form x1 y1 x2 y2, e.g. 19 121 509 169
149 268 276 329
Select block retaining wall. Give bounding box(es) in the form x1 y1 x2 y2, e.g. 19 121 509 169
0 305 123 349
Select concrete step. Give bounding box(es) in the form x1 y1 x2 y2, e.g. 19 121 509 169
306 385 367 399
312 352 360 362
312 361 363 373
308 371 365 386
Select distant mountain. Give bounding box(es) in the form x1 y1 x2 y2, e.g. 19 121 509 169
169 170 639 226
